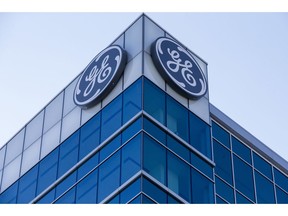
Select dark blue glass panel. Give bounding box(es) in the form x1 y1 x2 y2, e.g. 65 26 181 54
168 195 181 204
36 189 55 204
76 169 98 203
142 177 167 203
121 134 141 184
120 178 141 203
101 95 122 142
255 171 275 203
98 151 120 202
17 165 38 203
0 181 18 203
144 78 165 125
99 134 121 162
58 132 79 177
215 176 234 203
143 117 166 144
167 152 191 202
274 168 288 192
212 121 230 148
54 188 75 204
191 151 213 179
253 152 272 180
236 192 253 204
123 78 142 124
167 135 190 163
129 194 141 204
56 172 77 198
143 134 166 185
122 117 142 144
142 194 156 203
233 155 255 201
276 186 288 204
166 95 189 142
77 153 99 181
216 195 228 204
37 148 59 195
213 139 233 185
107 194 119 204
80 113 100 160
190 112 212 158
191 168 214 203
232 136 251 164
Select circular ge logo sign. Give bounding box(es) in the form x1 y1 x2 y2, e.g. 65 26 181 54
151 37 207 99
74 45 127 109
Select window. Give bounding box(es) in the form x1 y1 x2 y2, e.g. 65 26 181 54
232 136 251 164
253 152 272 180
255 171 275 203
76 169 98 203
215 176 234 203
212 121 230 148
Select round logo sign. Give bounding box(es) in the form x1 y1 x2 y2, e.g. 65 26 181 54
151 37 207 99
74 45 127 109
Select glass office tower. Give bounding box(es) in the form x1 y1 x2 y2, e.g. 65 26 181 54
0 14 287 204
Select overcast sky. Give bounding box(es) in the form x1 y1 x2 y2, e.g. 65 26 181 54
0 10 288 161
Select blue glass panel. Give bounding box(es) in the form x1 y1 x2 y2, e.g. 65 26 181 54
167 135 190 163
215 176 234 203
236 192 253 204
99 134 121 162
167 152 191 202
143 134 166 185
101 95 122 142
98 151 120 202
191 151 213 179
123 78 142 124
190 112 212 158
142 177 167 203
17 165 38 203
212 121 230 148
107 194 119 204
77 153 99 181
166 95 189 142
255 171 275 203
216 195 228 204
253 152 272 180
120 178 141 203
233 155 255 201
213 139 233 185
144 78 165 125
232 136 251 164
55 188 75 204
76 169 98 203
37 148 59 195
0 181 18 203
121 134 141 184
191 168 214 203
129 194 141 204
58 132 79 177
80 113 100 160
276 186 288 204
56 172 77 198
143 117 166 144
36 189 55 204
274 168 288 192
122 117 142 144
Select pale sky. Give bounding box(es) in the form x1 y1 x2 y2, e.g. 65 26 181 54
0 10 288 161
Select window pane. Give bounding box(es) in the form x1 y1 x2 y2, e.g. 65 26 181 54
213 139 233 185
80 113 100 160
56 172 77 198
101 95 122 142
144 78 165 125
215 176 234 203
76 169 98 203
191 168 214 203
0 181 18 203
274 168 288 192
167 135 190 163
122 117 142 144
232 136 251 164
212 121 230 148
17 165 38 203
120 178 141 203
55 188 75 204
121 134 141 184
142 177 167 203
58 132 79 177
98 151 120 202
233 155 255 201
167 152 191 202
143 134 166 185
236 192 253 204
167 96 189 142
99 135 121 162
190 112 211 158
123 78 142 124
276 186 288 204
191 151 213 179
255 171 275 203
77 153 99 181
143 117 166 144
252 152 272 180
